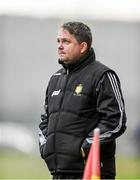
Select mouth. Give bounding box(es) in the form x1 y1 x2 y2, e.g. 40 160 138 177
58 51 65 57
58 50 65 54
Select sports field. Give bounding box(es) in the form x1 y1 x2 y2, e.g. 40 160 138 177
0 151 140 179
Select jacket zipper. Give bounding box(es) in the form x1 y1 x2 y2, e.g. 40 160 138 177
54 69 70 173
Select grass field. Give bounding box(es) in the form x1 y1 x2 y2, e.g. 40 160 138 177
0 150 140 179
0 150 52 179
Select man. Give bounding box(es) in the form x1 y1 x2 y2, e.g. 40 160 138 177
39 22 127 179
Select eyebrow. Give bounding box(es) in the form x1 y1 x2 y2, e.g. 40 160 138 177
57 37 70 42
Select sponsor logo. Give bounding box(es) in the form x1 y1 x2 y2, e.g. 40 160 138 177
51 89 61 96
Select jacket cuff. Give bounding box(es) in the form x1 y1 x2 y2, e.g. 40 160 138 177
81 138 91 159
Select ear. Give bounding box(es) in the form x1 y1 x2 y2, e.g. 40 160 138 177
80 42 88 54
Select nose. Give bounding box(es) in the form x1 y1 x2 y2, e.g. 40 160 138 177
58 42 63 50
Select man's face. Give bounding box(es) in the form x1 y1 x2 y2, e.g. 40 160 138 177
57 28 85 64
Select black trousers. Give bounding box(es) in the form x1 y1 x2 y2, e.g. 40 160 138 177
52 173 115 179
52 173 82 180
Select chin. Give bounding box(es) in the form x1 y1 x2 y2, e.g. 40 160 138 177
59 58 65 63
59 58 65 62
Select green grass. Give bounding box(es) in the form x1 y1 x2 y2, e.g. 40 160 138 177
116 155 140 179
0 150 140 179
0 150 52 179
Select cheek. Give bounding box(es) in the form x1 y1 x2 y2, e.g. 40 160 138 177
65 44 81 58
71 47 81 56
64 46 74 56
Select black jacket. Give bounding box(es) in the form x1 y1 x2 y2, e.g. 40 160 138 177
39 48 126 177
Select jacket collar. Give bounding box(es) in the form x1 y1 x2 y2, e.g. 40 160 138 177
58 48 96 73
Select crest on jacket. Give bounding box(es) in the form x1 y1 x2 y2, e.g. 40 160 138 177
74 84 83 96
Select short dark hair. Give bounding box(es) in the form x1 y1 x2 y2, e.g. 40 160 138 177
61 22 92 51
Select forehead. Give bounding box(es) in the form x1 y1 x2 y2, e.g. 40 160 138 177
57 28 75 39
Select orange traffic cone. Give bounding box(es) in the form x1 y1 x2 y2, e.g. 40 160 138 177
83 128 100 180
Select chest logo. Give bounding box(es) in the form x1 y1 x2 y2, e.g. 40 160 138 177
74 84 83 96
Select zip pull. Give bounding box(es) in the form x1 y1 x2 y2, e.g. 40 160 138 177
66 69 69 75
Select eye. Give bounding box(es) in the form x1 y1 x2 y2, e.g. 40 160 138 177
63 39 70 44
57 39 60 43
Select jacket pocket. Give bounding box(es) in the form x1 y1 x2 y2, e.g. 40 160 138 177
39 144 45 159
42 133 54 158
55 132 83 157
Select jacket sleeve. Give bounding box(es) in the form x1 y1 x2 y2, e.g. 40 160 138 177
38 87 49 158
96 71 127 140
81 71 127 156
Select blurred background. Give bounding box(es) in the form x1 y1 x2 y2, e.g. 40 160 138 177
0 0 140 179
